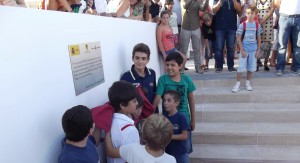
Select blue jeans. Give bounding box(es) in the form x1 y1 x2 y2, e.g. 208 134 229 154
276 15 300 71
215 30 236 69
175 153 190 163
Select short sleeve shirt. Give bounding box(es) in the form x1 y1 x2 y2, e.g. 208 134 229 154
156 74 196 124
120 144 176 163
236 21 263 51
165 112 189 156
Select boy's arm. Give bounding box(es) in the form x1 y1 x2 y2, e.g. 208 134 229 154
236 35 246 58
188 92 195 131
92 127 102 146
152 95 161 110
171 130 188 140
105 132 121 158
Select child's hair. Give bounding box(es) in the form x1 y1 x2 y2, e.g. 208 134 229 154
62 105 93 142
164 90 180 103
165 51 183 65
202 12 212 22
160 10 169 18
142 114 173 150
108 81 139 113
246 4 258 13
132 43 151 59
164 0 174 5
136 95 144 108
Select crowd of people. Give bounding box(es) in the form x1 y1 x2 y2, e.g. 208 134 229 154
59 43 196 163
2 0 298 76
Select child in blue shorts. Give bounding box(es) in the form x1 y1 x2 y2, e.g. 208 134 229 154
232 5 263 93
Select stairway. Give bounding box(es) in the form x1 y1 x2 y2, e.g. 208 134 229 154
186 70 300 163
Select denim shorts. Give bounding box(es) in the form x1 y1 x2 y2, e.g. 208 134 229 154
165 48 178 55
237 51 257 72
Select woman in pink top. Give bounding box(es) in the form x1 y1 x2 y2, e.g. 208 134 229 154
156 10 187 65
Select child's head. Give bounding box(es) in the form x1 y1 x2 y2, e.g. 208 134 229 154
202 12 213 26
163 90 180 112
62 105 94 142
245 4 258 21
132 43 150 59
132 43 150 70
142 114 173 150
165 52 183 75
164 0 174 11
108 81 139 113
132 95 144 120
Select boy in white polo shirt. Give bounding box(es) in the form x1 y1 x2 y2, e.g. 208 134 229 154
106 81 140 163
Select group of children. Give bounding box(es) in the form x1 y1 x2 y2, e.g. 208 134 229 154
59 43 196 163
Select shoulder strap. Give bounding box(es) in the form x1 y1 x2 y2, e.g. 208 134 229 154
255 21 259 40
255 21 258 30
241 21 246 41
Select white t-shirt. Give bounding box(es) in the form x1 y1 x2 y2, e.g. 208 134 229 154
107 113 140 163
279 0 300 15
120 144 176 163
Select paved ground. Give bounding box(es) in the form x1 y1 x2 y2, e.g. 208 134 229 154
184 56 298 80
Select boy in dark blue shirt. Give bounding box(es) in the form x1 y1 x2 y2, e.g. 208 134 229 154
120 43 157 112
163 90 189 163
58 105 99 163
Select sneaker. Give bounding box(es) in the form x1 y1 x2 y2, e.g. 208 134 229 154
184 67 189 70
245 82 253 91
216 68 222 73
228 67 237 72
232 83 240 93
276 70 283 76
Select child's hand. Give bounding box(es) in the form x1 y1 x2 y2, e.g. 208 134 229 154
241 50 247 58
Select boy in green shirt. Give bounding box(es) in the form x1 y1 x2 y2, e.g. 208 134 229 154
152 51 196 154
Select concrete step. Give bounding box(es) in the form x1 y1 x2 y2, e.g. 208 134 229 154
192 122 300 146
193 77 300 88
194 85 300 103
195 103 300 123
189 144 300 163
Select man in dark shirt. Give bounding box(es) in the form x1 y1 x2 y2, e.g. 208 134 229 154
213 0 241 73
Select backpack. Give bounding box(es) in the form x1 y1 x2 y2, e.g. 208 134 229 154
241 21 259 41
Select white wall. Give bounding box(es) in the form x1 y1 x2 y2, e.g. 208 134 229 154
0 6 162 163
